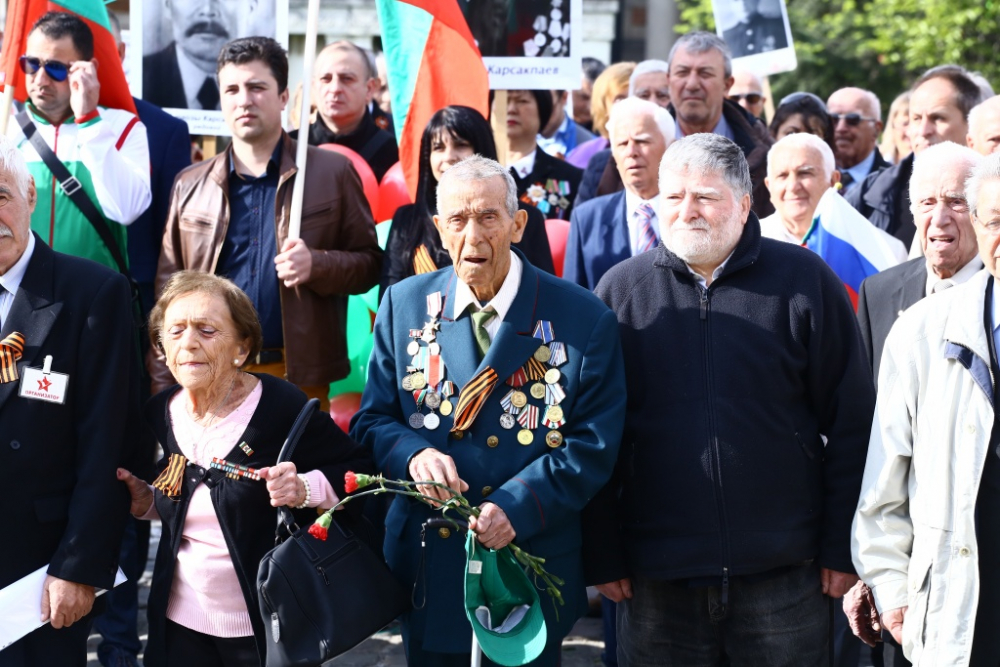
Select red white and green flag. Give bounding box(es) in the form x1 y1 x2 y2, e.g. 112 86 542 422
376 0 489 200
0 0 136 114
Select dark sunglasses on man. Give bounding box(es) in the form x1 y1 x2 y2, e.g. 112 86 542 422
728 93 763 105
18 55 70 82
830 112 877 127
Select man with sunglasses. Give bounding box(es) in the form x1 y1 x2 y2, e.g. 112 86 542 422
7 12 151 273
826 88 890 197
728 69 766 119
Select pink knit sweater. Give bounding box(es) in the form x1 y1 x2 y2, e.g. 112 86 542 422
141 379 338 637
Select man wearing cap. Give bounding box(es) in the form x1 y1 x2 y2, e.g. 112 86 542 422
352 155 625 666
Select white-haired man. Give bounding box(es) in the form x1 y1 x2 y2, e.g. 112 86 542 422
565 98 675 290
853 151 1000 665
968 96 1000 156
628 60 670 109
585 133 875 665
827 87 890 195
760 133 842 243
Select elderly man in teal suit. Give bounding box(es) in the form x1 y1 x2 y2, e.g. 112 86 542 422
351 155 625 667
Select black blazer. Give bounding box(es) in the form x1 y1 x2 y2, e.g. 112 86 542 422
142 43 190 110
513 148 584 220
0 237 132 592
142 373 373 667
856 257 927 379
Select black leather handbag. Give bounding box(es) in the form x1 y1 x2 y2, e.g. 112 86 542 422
257 399 410 666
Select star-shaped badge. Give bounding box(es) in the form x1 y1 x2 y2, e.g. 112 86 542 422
37 376 52 392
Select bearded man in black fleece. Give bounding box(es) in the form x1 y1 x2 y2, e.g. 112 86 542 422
583 133 876 667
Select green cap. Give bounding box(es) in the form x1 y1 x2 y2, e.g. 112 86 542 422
464 531 547 666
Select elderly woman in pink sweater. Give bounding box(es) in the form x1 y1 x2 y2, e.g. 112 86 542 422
118 271 372 667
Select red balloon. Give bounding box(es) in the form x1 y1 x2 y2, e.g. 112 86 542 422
376 162 413 222
328 392 363 433
317 144 379 218
544 218 570 278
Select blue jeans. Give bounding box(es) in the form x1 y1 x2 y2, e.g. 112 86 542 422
93 517 144 665
617 562 830 667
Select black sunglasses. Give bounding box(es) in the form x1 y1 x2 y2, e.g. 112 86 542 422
729 93 763 105
830 112 877 127
18 55 70 82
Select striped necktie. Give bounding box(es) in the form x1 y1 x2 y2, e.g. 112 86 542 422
636 203 659 254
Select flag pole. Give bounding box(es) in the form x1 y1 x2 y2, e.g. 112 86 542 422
288 0 321 241
0 86 14 136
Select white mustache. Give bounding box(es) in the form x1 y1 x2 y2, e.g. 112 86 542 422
0 224 13 239
673 219 710 232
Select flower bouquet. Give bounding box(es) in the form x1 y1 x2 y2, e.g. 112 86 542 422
309 472 565 611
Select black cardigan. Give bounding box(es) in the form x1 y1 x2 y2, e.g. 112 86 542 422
142 373 374 667
380 201 555 301
583 215 875 584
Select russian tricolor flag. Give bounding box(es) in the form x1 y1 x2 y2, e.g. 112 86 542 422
803 189 908 309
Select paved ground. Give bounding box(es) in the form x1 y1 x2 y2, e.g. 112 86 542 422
85 521 605 666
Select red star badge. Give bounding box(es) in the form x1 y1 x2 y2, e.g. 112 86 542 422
37 377 52 392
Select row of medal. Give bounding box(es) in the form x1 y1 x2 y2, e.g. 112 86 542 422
499 320 568 448
401 292 450 431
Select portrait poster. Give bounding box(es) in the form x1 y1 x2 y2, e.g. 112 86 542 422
129 0 289 135
461 0 582 90
712 0 796 76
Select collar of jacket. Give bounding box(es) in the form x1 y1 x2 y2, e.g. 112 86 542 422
652 211 763 282
943 268 993 372
861 152 914 215
207 132 299 191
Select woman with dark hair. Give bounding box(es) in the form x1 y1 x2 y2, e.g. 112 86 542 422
380 105 555 299
769 92 836 151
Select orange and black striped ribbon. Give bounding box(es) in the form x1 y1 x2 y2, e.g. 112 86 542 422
523 356 547 381
0 332 25 384
413 244 438 275
450 366 499 433
152 453 187 499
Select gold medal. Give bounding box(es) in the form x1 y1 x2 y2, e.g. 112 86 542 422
533 345 551 363
517 429 534 445
544 368 561 385
545 430 563 448
402 375 414 391
487 435 500 448
511 391 528 408
545 405 564 423
530 382 546 400
411 371 427 390
439 400 453 416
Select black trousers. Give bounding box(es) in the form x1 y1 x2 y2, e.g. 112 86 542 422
0 614 93 667
164 620 259 667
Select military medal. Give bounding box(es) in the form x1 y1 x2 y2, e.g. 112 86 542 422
409 329 424 339
532 320 555 344
411 372 427 390
402 375 415 391
517 429 534 445
548 342 568 367
407 341 420 356
533 345 551 363
500 389 523 415
517 404 539 430
530 382 546 400
511 390 528 409
543 405 566 428
425 391 441 409
440 400 453 416
239 442 254 457
409 413 425 429
545 431 564 448
423 413 441 430
544 368 561 385
500 413 516 430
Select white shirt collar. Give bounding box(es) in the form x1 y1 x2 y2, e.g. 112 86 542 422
926 255 983 296
175 47 217 110
509 150 537 180
452 252 523 331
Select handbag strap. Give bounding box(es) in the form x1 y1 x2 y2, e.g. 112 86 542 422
16 111 132 279
274 398 320 536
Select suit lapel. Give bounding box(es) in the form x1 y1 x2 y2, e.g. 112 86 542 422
0 241 61 412
479 257 542 386
435 271 480 389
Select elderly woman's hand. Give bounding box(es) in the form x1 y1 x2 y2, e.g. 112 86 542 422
117 468 154 516
259 462 308 508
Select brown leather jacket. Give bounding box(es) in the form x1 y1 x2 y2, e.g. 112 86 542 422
152 133 382 390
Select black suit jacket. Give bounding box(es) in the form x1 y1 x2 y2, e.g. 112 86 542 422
0 238 132 593
856 257 927 379
142 43 191 110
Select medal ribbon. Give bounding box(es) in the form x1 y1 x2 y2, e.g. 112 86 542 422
413 388 428 410
500 389 523 415
450 366 499 432
532 320 555 343
440 381 455 399
427 354 442 387
523 357 547 381
0 331 25 383
413 245 438 275
210 457 261 481
507 368 528 387
544 383 566 405
427 291 443 318
517 404 540 430
543 406 566 428
152 453 187 499
548 342 568 367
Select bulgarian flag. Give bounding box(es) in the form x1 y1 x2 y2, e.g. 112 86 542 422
376 0 490 200
0 0 136 114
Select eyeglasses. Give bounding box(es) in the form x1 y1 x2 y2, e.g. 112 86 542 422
18 55 70 82
728 93 763 105
830 112 878 127
778 92 828 111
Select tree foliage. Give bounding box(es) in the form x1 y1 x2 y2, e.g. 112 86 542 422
674 0 1000 111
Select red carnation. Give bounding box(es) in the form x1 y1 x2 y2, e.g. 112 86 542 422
345 471 359 494
308 523 328 541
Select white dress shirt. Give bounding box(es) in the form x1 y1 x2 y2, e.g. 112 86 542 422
925 256 982 296
0 232 35 328
509 150 538 180
758 212 806 244
176 48 218 110
624 189 662 256
452 252 523 342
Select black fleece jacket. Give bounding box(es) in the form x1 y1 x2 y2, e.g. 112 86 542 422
582 215 875 585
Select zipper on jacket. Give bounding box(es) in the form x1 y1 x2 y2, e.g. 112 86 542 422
700 284 732 611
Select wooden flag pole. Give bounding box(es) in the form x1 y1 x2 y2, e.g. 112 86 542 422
288 0 321 241
491 90 509 167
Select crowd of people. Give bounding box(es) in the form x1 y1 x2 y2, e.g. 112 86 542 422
4 7 1000 667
